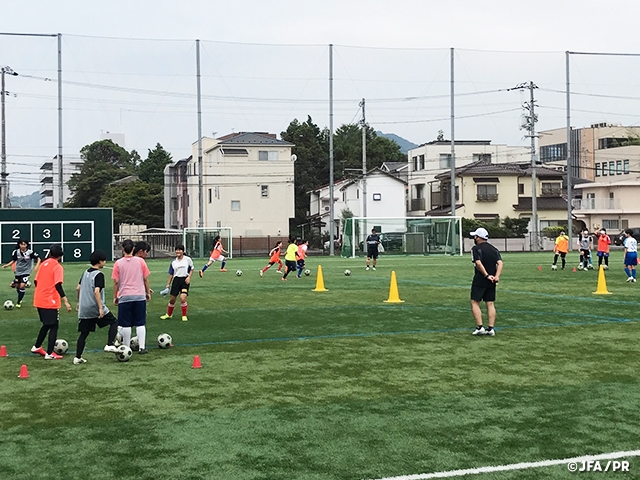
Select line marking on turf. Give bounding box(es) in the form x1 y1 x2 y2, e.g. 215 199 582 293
366 450 640 480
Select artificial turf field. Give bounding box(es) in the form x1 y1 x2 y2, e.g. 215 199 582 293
0 252 639 480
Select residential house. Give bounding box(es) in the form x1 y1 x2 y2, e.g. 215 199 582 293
407 140 530 216
165 132 295 236
308 168 407 238
428 160 568 233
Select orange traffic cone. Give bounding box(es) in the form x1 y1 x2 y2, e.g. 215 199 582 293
593 265 612 295
538 265 543 271
18 364 29 378
0 345 7 357
192 355 202 369
572 267 577 272
384 271 404 303
312 265 328 292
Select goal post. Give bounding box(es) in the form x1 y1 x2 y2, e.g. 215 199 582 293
341 216 462 257
182 227 233 259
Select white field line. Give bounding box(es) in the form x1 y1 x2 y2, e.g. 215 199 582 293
366 450 640 480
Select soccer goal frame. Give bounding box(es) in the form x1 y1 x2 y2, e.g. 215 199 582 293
182 227 233 259
341 216 463 257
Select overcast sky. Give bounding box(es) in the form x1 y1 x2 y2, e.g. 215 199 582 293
3 0 640 195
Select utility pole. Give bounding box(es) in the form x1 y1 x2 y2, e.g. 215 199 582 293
511 81 539 251
360 98 367 218
1 66 18 209
329 44 335 256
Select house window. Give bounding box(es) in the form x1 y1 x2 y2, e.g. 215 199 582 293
373 193 382 201
258 150 279 161
216 221 221 228
419 154 425 170
616 160 622 175
602 163 607 176
231 200 241 211
518 183 525 195
342 191 346 202
609 162 615 176
473 153 492 163
602 219 619 230
208 188 212 204
261 185 269 198
412 156 418 171
541 182 561 196
595 163 600 177
624 159 630 174
439 153 452 169
477 184 498 201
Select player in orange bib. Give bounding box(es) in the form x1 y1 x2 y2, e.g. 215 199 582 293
199 236 229 276
260 241 283 276
552 230 569 270
296 239 308 278
596 228 611 270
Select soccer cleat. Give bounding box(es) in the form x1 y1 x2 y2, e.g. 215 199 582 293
103 345 118 353
627 277 633 282
220 268 227 272
259 270 264 277
472 326 486 335
277 269 283 275
633 278 637 283
160 314 172 320
281 277 287 281
603 265 609 270
181 315 188 322
138 348 149 354
44 352 63 360
372 267 376 271
31 346 46 356
73 357 87 364
485 328 496 336
551 264 557 270
15 302 21 308
366 266 369 271
198 270 203 278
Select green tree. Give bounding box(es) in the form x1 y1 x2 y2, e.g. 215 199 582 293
67 140 136 207
99 182 165 229
137 143 173 185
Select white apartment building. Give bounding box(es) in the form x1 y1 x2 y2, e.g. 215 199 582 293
167 132 295 236
39 156 84 208
407 140 530 216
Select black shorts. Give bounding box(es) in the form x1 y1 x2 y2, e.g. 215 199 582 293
580 249 590 258
117 300 146 328
470 283 497 303
367 247 379 259
78 311 117 333
170 277 190 297
297 259 305 268
37 308 59 326
13 274 29 285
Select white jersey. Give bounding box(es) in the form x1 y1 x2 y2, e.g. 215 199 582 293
168 256 194 278
624 236 638 253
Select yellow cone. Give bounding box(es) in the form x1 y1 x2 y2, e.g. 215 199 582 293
593 265 612 295
384 270 404 303
312 264 328 292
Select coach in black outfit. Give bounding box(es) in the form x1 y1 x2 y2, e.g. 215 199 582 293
365 228 380 271
469 227 503 336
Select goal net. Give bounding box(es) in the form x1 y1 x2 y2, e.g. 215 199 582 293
182 227 233 259
341 217 462 257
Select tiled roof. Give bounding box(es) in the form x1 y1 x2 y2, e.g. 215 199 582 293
435 160 565 180
218 132 293 146
513 196 568 211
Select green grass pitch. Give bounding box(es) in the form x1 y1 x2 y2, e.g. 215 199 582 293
1 252 639 479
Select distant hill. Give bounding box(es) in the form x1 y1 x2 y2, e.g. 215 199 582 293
376 131 418 155
10 191 40 208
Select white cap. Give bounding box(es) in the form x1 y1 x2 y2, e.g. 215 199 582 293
470 227 489 240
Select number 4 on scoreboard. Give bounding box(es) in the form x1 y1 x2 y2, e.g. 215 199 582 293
74 228 81 238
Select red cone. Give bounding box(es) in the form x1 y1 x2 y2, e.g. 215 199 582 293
0 345 7 357
192 355 202 369
18 364 29 378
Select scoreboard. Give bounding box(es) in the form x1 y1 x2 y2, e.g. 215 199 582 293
0 208 113 263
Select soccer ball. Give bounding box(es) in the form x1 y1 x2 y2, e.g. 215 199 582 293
236 270 243 276
157 333 172 349
130 336 140 352
116 345 133 362
3 300 14 310
587 264 594 270
577 264 584 270
551 264 557 270
304 269 311 276
25 280 32 288
54 338 68 355
344 269 351 276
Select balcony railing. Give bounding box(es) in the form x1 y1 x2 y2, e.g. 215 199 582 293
572 198 620 210
477 193 499 202
39 196 54 207
39 183 54 195
410 198 426 211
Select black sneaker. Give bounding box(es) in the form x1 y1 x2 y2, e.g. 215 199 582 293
139 348 149 354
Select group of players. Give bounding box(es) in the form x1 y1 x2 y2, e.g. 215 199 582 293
259 236 308 280
551 228 638 281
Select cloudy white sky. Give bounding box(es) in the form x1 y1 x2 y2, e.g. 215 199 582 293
3 0 640 195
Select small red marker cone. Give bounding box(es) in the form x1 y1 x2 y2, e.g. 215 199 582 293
192 355 202 369
0 345 7 357
18 364 29 378
538 266 543 271
572 267 577 272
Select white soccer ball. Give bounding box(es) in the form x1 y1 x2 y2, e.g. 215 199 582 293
577 264 584 270
551 264 557 270
344 269 351 276
25 280 32 288
587 264 594 270
130 336 139 352
116 345 133 362
304 269 311 276
54 338 68 355
236 270 243 276
157 333 172 349
3 300 14 310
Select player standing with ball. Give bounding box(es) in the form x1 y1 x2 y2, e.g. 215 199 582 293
160 245 194 322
